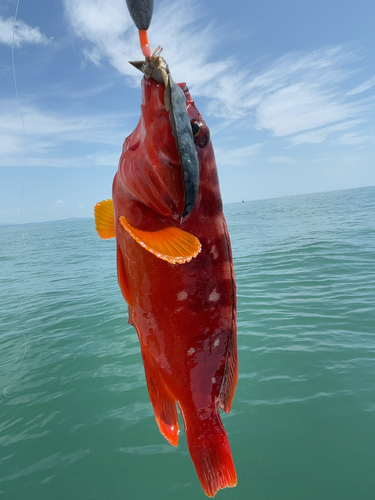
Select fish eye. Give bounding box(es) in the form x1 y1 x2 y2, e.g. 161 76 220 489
190 120 210 148
191 121 201 137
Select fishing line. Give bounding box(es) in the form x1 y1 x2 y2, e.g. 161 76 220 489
2 0 29 395
12 0 28 236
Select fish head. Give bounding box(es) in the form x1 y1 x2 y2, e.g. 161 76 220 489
115 76 184 224
116 53 205 224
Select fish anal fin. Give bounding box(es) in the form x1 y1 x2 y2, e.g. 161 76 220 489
119 216 201 265
116 244 133 306
94 199 115 239
142 354 179 446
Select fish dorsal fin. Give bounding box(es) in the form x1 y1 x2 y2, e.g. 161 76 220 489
94 199 116 239
119 216 201 264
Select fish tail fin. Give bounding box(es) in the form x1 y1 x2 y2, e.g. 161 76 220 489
184 410 237 497
142 353 179 446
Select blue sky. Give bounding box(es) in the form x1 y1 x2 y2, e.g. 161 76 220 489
1 0 374 223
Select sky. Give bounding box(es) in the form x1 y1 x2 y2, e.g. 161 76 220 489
0 0 375 223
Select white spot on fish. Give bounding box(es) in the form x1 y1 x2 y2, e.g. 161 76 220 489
214 338 220 347
210 245 219 259
177 290 188 301
212 377 216 383
187 347 195 355
208 289 220 302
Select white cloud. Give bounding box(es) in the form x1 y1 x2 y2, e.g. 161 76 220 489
64 0 138 79
255 83 355 136
0 133 22 155
200 47 373 148
2 0 374 175
0 100 126 144
62 0 375 149
0 16 49 47
63 0 228 87
203 47 374 147
197 47 353 118
334 132 374 146
290 119 367 145
215 143 262 167
0 99 130 167
346 76 375 96
268 156 296 164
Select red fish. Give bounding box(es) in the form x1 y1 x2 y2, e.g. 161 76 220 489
95 52 237 497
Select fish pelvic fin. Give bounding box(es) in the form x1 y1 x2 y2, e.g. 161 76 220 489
119 216 201 264
116 244 133 306
183 410 237 497
94 199 115 239
142 352 179 446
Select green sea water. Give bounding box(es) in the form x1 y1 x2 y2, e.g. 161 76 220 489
1 185 375 499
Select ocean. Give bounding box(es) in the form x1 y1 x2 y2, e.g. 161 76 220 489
1 185 374 499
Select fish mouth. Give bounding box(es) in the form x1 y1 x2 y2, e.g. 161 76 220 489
129 56 199 220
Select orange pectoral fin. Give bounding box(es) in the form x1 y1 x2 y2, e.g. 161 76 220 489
94 199 115 239
119 216 201 264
